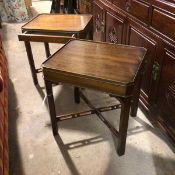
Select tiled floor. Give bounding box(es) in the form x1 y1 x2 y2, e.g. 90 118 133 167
1 1 175 175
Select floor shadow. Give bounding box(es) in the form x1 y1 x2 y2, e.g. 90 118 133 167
8 79 25 175
64 135 107 150
152 152 175 175
54 133 110 175
104 142 175 175
54 134 80 175
54 123 175 175
35 84 45 100
132 117 175 154
41 84 175 175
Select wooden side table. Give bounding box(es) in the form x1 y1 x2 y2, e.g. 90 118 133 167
42 40 147 156
18 13 92 85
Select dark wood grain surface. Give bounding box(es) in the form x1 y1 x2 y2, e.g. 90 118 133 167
43 40 146 96
43 40 146 84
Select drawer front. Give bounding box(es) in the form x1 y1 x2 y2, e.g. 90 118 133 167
125 0 150 24
151 0 175 41
113 0 127 10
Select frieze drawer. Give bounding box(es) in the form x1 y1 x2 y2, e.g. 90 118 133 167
113 0 126 10
125 0 150 24
151 1 175 41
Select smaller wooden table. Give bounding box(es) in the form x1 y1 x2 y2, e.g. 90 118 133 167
18 14 92 85
42 40 147 156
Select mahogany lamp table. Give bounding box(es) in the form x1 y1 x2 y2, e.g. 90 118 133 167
18 14 92 85
42 40 147 156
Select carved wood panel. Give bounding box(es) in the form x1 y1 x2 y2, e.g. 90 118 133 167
106 11 125 44
93 2 105 42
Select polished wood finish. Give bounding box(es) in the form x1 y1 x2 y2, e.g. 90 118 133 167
19 14 92 85
93 0 175 144
18 33 75 43
43 40 147 156
43 40 146 96
22 14 92 33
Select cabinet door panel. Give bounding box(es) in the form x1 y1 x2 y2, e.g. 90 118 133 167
126 0 150 24
93 2 105 42
113 0 126 10
151 9 175 41
126 22 159 105
106 11 125 44
157 47 175 133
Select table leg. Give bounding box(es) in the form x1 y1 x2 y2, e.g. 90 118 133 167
44 80 58 136
44 42 51 58
117 97 131 156
24 41 38 85
72 33 84 105
88 28 93 40
87 20 93 40
74 87 80 104
130 72 143 117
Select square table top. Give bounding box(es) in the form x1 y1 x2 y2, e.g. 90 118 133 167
43 40 147 96
22 14 92 33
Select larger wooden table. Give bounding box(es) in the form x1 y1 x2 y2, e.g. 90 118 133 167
18 14 92 85
43 40 147 156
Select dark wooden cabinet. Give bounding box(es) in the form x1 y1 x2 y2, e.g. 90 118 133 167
93 0 175 145
156 43 175 140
